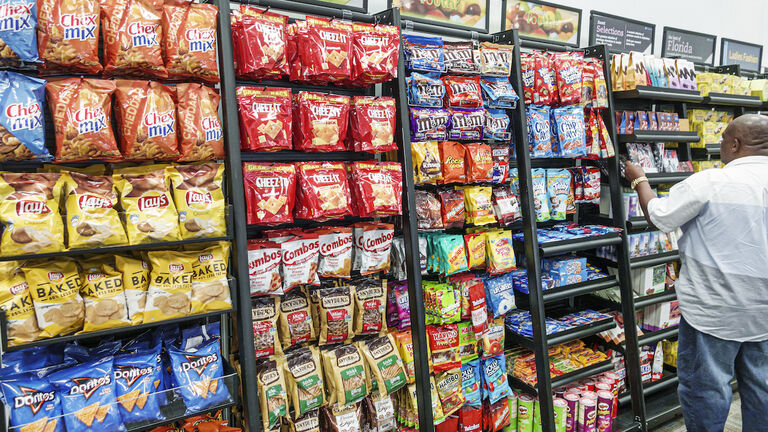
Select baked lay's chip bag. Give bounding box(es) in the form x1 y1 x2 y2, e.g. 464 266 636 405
114 346 165 424
80 259 130 332
48 356 125 432
176 83 225 161
118 168 181 244
114 80 180 160
0 172 65 255
162 0 218 83
0 72 51 162
168 336 231 414
63 171 128 249
295 91 350 152
0 375 64 432
115 255 148 325
144 250 194 322
37 0 101 74
24 259 83 337
190 242 231 313
101 0 166 78
46 78 121 163
0 261 40 345
236 87 292 152
168 163 226 239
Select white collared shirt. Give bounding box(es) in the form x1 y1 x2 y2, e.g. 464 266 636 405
647 155 768 341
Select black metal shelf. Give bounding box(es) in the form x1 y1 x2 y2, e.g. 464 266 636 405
627 217 650 231
236 79 373 96
629 251 680 269
507 317 617 349
241 150 372 162
542 276 619 304
646 172 693 185
508 358 614 395
617 131 700 143
246 216 376 236
619 372 679 405
612 86 703 103
638 325 679 347
702 92 763 107
634 290 677 309
532 232 623 257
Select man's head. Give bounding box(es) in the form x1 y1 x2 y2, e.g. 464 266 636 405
720 114 768 164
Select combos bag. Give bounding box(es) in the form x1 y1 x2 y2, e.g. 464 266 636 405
168 337 231 414
0 261 41 345
80 259 131 332
144 250 195 322
0 375 63 432
284 346 325 419
294 162 353 222
317 227 353 279
168 163 226 239
349 161 403 218
237 87 292 152
278 285 315 346
351 23 399 85
0 72 50 162
243 162 297 225
348 96 396 153
295 92 350 152
247 240 282 295
114 80 180 160
115 255 149 325
63 172 128 248
101 0 165 78
114 347 165 424
280 233 320 291
0 172 64 254
321 344 368 407
118 168 181 244
256 357 288 431
162 0 218 82
23 259 84 337
190 243 232 313
46 78 121 162
37 0 101 74
176 83 225 161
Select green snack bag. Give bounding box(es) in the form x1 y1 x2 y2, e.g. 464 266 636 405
457 321 478 361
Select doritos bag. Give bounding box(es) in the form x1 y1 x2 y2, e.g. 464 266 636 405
114 80 180 160
63 171 128 248
0 0 37 64
236 86 292 152
46 78 121 163
37 0 101 74
294 162 353 221
118 168 181 244
168 337 231 413
101 0 166 78
144 250 194 322
115 255 149 325
349 96 396 153
0 261 41 345
295 91 350 152
242 162 297 225
301 17 352 83
351 22 399 85
80 258 131 332
190 242 232 313
168 163 227 239
48 356 125 432
114 347 165 424
162 0 218 83
0 172 65 254
23 259 84 337
0 71 50 162
176 83 224 161
0 375 64 432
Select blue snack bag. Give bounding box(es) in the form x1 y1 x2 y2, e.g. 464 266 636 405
484 273 516 317
1 345 64 374
113 347 165 425
64 341 122 364
481 354 510 404
181 321 221 350
553 106 586 157
526 105 552 158
403 34 445 72
168 337 231 414
460 359 482 405
1 375 64 432
47 357 126 432
481 76 519 109
0 0 37 63
484 109 511 141
0 71 50 161
408 72 444 107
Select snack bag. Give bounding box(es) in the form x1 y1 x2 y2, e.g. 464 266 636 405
0 261 40 345
427 324 460 372
464 142 493 183
62 171 127 248
464 186 495 226
410 107 449 142
0 172 64 254
481 316 504 358
448 108 484 140
143 250 195 322
415 190 443 230
295 92 350 152
294 162 353 221
485 231 516 276
553 51 584 105
532 52 555 105
115 255 149 325
0 72 50 162
256 357 288 430
444 41 478 74
237 86 292 152
114 347 165 424
168 163 226 239
176 83 225 161
235 8 288 80
349 161 402 217
464 233 485 270
361 334 407 397
351 22 399 85
301 17 352 83
403 34 444 72
349 96 396 153
48 357 125 432
285 346 325 418
411 140 442 184
242 162 296 225
546 169 571 220
37 0 101 74
277 285 315 347
280 233 320 291
461 359 482 406
481 355 510 404
492 186 521 225
479 42 513 76
408 72 445 108
190 243 231 313
162 0 218 82
359 223 394 275
440 189 465 229
317 227 353 279
0 0 37 64
531 168 550 221
317 285 355 345
23 259 83 337
321 344 368 406
435 368 465 417
457 321 477 361
118 168 182 244
252 295 282 359
485 109 512 141
46 78 121 162
114 80 180 160
443 76 483 108
80 259 131 332
247 240 282 295
526 105 552 158
484 272 515 316
101 0 165 77
481 76 519 109
354 278 387 335
0 375 63 432
439 141 465 184
169 337 231 413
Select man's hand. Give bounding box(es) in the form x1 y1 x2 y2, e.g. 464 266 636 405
624 161 646 183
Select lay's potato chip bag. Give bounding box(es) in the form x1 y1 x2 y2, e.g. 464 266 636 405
189 242 231 313
115 255 149 325
118 168 181 245
23 259 84 338
0 261 41 345
80 259 131 332
168 163 226 239
0 172 64 255
144 250 195 322
63 171 128 249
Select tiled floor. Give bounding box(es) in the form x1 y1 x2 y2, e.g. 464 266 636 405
652 393 742 431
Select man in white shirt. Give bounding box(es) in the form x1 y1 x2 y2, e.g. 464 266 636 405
624 114 768 431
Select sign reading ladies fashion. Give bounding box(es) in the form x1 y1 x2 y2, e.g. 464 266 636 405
391 0 490 32
588 11 654 54
503 0 581 47
721 38 763 73
662 27 716 66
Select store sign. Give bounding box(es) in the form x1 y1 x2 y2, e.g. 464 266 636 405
503 0 581 47
589 12 654 54
391 0 490 32
662 27 716 66
721 38 763 72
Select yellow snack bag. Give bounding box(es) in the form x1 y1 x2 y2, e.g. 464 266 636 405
63 172 128 248
80 259 131 332
0 261 41 345
118 168 181 244
143 250 195 322
485 229 516 275
115 255 149 325
0 173 65 255
463 186 495 226
23 259 84 338
190 242 232 313
168 163 226 239
394 330 415 384
464 232 486 270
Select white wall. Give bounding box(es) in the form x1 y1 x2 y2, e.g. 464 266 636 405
368 0 768 70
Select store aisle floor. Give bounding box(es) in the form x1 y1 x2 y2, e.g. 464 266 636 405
652 393 742 431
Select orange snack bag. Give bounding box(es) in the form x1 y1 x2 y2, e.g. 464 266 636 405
37 0 102 74
115 80 180 160
176 83 225 161
101 0 166 78
162 0 219 83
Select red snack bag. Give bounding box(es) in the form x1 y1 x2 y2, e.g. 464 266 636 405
427 324 460 372
286 21 306 83
459 404 483 432
235 6 288 80
295 91 351 152
487 397 511 432
281 233 320 291
532 51 555 105
114 80 180 160
294 162 353 221
439 189 465 229
349 161 403 217
598 113 616 158
46 78 121 162
301 16 352 83
581 167 601 204
242 162 297 225
351 22 399 85
349 96 396 153
464 142 493 183
435 415 459 432
442 75 483 108
585 109 601 159
37 0 101 74
236 87 292 152
162 0 219 83
553 51 584 105
439 141 466 184
101 0 166 78
520 53 535 105
467 279 488 335
247 240 283 295
176 83 225 161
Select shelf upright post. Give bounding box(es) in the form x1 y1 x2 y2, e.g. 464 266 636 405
214 0 262 429
584 44 647 429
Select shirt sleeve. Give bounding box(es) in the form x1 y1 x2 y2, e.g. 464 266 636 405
646 177 707 233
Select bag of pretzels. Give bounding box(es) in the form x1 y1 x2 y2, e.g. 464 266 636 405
317 285 355 345
252 295 282 360
284 346 325 419
353 278 387 336
322 344 369 407
278 286 316 347
257 357 289 431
